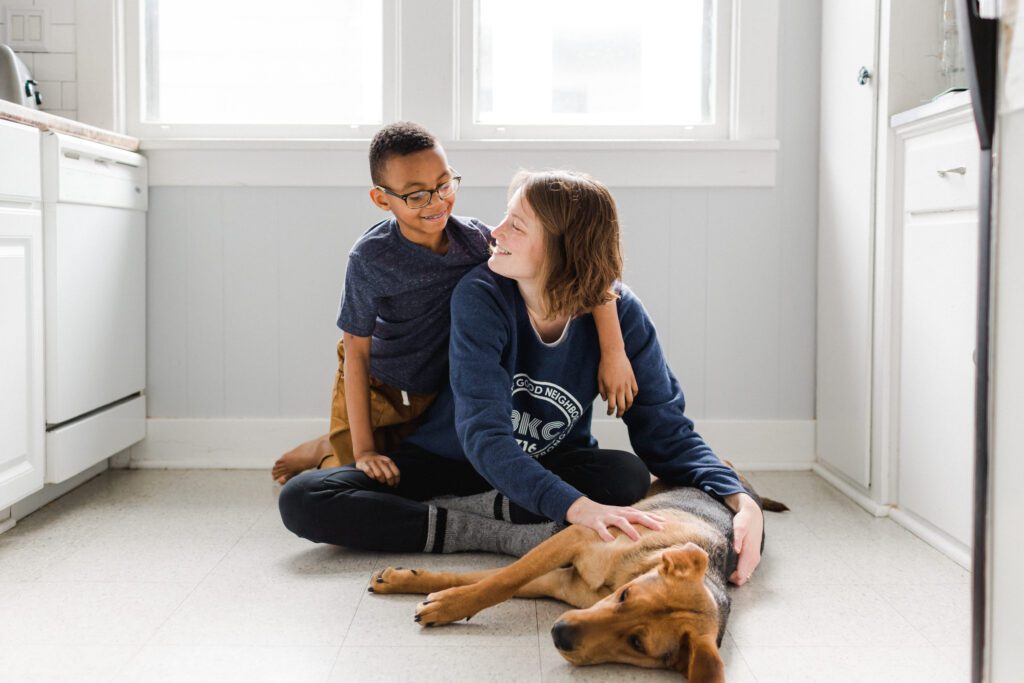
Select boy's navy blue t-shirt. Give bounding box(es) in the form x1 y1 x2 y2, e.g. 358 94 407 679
404 264 746 522
337 214 491 394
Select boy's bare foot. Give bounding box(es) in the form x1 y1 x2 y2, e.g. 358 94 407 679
272 435 333 484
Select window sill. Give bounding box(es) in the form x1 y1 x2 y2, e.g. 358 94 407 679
140 138 779 188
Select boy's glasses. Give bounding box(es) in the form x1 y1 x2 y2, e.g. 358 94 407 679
375 175 462 209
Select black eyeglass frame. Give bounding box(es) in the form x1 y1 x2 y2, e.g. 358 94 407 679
374 174 462 209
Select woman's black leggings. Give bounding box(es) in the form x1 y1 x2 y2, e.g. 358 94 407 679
278 444 651 552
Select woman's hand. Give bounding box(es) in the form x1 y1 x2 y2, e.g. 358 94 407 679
598 348 639 418
565 497 665 542
355 451 401 487
725 492 764 585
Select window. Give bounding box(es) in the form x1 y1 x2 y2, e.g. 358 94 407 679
465 0 730 139
129 0 394 137
123 0 778 186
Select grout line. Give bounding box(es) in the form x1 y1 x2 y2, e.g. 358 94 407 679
324 551 383 682
864 582 963 652
105 472 265 681
725 626 761 682
535 600 544 682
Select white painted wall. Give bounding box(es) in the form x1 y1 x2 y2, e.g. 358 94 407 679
1 0 78 118
139 0 820 470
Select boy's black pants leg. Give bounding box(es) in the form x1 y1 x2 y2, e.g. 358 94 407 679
277 446 652 551
278 450 491 552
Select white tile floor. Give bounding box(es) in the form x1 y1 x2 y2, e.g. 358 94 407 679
0 470 970 682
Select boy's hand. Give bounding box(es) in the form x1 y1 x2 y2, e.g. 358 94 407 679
355 451 401 487
597 348 639 418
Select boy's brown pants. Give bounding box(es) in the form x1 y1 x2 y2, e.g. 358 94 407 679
317 338 436 469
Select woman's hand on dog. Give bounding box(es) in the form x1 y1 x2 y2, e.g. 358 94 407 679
725 492 764 586
566 497 665 542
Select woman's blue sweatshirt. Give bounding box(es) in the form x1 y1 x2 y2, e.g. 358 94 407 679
403 264 746 523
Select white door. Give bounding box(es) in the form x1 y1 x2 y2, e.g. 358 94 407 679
816 0 880 487
0 204 45 510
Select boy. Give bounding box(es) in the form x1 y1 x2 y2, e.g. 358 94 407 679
272 122 636 486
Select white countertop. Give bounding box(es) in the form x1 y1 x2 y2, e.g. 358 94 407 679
0 99 139 151
891 90 973 129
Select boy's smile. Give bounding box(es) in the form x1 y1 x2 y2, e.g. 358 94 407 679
370 146 457 254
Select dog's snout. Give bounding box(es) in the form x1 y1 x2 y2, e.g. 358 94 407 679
551 620 579 652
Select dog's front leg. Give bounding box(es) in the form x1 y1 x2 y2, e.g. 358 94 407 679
415 525 591 626
514 567 612 608
370 566 500 595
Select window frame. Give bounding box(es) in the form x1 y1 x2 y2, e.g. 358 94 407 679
123 0 400 140
111 0 779 187
455 0 733 141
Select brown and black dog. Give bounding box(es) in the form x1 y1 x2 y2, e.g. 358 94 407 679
370 479 786 683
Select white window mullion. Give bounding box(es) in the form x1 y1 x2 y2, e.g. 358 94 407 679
398 0 457 139
731 0 776 140
382 0 400 127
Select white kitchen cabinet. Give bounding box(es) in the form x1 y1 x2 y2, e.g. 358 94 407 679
0 119 44 512
816 0 962 519
888 107 978 561
815 0 880 488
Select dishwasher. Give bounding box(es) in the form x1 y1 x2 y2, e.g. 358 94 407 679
42 133 148 483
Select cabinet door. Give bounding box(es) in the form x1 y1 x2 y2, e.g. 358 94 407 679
0 205 44 510
898 212 977 547
816 0 879 487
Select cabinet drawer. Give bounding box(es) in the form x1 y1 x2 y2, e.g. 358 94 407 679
904 122 980 213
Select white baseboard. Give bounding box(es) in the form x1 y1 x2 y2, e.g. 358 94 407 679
6 459 110 529
591 418 815 471
887 507 971 569
130 419 330 469
811 462 891 517
130 417 816 471
810 463 971 568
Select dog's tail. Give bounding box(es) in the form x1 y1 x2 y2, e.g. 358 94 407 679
761 498 790 513
721 460 791 513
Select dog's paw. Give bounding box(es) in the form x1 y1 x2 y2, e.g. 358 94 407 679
369 566 423 594
414 585 486 626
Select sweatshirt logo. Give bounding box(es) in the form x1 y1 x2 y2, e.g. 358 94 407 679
510 374 583 457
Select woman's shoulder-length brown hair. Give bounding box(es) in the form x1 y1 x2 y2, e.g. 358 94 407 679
509 170 623 318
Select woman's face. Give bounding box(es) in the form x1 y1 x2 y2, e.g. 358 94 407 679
488 189 548 283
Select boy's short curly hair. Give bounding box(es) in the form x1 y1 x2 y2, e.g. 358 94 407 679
369 122 440 186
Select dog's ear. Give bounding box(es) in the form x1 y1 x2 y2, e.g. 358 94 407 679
659 542 709 580
681 633 725 683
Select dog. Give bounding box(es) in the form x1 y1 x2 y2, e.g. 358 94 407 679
369 478 787 683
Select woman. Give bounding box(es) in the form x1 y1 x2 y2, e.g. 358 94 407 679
280 170 764 585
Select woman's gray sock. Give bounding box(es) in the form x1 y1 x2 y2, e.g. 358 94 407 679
425 490 511 520
424 506 559 557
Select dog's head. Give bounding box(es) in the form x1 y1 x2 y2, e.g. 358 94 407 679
550 542 727 683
